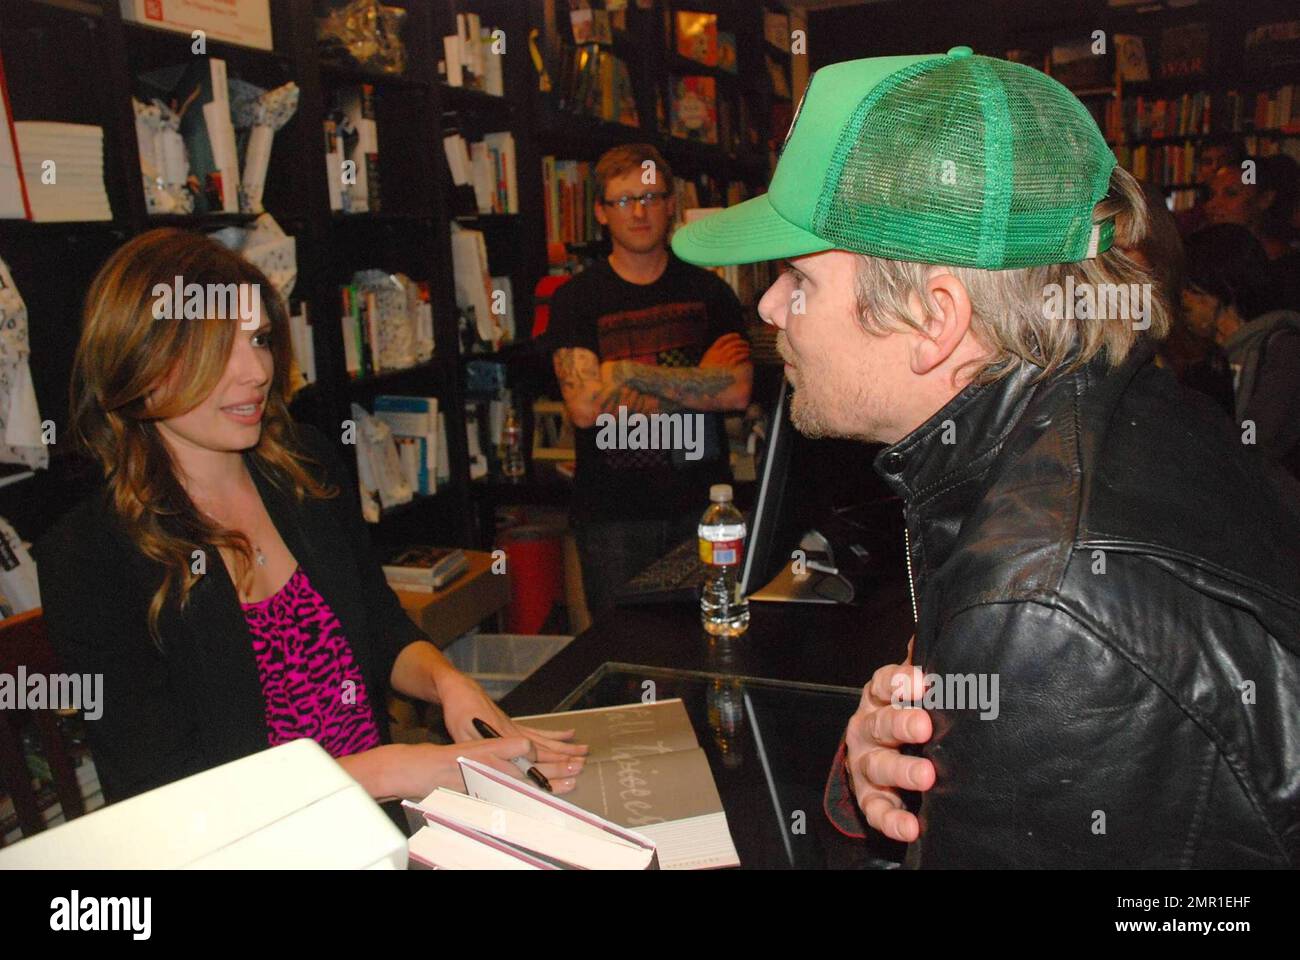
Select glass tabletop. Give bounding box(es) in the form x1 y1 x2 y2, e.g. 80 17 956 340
558 663 901 869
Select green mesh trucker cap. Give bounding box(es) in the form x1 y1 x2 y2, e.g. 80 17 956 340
672 46 1117 270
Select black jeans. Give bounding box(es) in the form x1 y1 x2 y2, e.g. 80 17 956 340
574 512 699 615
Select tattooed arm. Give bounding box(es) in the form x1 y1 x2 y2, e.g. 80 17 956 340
553 346 682 429
607 331 753 413
608 358 753 413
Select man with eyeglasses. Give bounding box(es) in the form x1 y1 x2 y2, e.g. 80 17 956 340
549 144 753 616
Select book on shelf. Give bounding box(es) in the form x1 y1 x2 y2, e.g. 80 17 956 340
676 10 719 67
490 275 515 342
670 76 718 144
119 0 273 52
404 757 660 870
1048 39 1109 93
453 130 518 215
138 57 240 214
0 52 30 220
288 301 315 390
1104 86 1298 144
1244 19 1300 70
463 403 488 480
333 84 380 214
450 224 503 346
1159 22 1210 81
555 45 638 125
441 13 505 96
10 123 110 223
339 273 433 379
351 403 412 522
541 156 599 246
510 698 740 870
1115 34 1150 83
373 395 440 497
382 545 468 590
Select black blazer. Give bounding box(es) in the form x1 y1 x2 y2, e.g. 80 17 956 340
33 424 431 803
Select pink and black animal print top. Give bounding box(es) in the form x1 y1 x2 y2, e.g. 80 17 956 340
241 566 382 758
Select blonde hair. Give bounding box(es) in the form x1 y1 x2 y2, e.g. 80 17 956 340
853 165 1169 384
70 228 336 645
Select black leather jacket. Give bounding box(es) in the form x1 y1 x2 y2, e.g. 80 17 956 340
825 340 1300 867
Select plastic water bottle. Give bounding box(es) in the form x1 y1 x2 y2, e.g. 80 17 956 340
699 484 750 636
501 404 525 481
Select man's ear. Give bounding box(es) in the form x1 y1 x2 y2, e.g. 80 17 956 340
594 201 609 227
907 269 972 376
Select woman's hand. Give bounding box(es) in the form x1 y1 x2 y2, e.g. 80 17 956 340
435 669 589 792
388 739 542 800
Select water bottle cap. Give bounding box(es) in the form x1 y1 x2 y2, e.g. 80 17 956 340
709 484 733 503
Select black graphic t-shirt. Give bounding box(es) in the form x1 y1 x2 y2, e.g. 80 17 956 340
547 254 746 522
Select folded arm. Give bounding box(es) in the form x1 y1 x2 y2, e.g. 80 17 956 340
552 333 752 429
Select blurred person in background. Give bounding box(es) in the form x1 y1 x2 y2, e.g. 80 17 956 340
1184 224 1300 480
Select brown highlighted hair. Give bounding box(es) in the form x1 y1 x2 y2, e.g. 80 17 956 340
595 143 673 200
69 228 336 645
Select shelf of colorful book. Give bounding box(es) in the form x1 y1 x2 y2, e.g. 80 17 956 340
1109 128 1300 147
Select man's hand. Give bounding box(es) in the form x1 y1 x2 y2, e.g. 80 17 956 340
844 639 935 843
699 332 750 368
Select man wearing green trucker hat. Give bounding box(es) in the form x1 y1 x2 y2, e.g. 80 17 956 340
674 47 1300 867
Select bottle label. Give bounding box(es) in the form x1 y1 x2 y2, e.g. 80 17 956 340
699 537 743 567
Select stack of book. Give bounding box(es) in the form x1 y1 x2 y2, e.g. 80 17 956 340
405 757 660 869
404 699 740 870
441 12 505 95
443 128 518 215
12 123 111 222
373 396 443 497
382 546 468 592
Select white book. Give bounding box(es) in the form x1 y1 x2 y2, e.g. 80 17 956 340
449 224 496 342
483 27 504 96
402 757 658 870
206 59 240 213
469 140 494 213
409 822 546 870
442 35 463 87
442 133 471 186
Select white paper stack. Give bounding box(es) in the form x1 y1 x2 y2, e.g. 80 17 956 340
13 123 111 222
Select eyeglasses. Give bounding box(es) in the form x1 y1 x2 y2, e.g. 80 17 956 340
600 191 671 210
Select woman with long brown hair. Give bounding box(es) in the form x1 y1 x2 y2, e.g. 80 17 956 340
34 229 585 811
